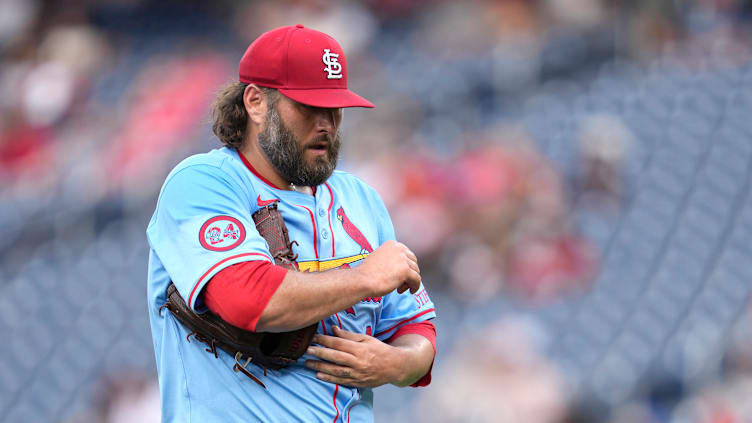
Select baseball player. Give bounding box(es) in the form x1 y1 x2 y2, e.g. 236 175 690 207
146 25 437 422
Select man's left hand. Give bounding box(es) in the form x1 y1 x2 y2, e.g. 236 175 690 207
304 326 405 388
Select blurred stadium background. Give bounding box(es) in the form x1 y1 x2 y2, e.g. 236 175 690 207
1 0 752 422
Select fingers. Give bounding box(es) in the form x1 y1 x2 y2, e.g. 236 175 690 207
305 360 355 380
406 255 420 275
309 367 361 387
305 341 366 387
315 327 363 343
407 270 421 294
312 333 358 354
407 267 423 292
399 243 418 264
368 240 422 296
396 242 419 273
307 327 367 368
306 345 353 366
396 267 421 294
397 243 420 295
331 325 363 340
398 243 421 286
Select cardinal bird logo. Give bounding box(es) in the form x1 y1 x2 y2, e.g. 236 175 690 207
336 207 374 254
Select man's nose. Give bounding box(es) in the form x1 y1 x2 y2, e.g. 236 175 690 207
313 108 336 133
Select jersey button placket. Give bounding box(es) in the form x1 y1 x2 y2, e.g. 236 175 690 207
312 198 328 258
315 198 332 258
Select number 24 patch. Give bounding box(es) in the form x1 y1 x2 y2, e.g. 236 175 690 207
199 216 246 251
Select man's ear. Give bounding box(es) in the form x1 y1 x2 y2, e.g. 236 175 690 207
243 84 267 126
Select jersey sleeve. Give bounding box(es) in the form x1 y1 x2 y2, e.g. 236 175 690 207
368 187 437 340
375 286 436 340
146 164 273 310
204 261 288 331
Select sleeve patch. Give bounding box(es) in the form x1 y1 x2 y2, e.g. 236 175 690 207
199 216 246 251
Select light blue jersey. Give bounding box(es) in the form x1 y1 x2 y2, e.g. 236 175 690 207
146 147 436 422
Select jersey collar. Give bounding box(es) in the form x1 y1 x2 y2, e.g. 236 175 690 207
237 149 285 190
237 149 317 195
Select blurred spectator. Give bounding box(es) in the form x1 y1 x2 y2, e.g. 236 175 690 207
574 113 632 213
670 375 752 423
101 374 160 423
73 372 160 423
104 51 229 199
506 230 596 302
0 108 53 180
545 0 610 30
414 317 569 423
0 0 39 49
355 130 595 303
233 0 377 54
627 1 683 61
0 23 109 184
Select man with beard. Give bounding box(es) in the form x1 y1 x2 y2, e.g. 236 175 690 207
146 25 437 422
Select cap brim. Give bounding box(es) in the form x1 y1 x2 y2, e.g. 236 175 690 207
278 88 375 108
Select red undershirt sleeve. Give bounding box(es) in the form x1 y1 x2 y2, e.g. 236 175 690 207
203 261 288 332
386 320 437 387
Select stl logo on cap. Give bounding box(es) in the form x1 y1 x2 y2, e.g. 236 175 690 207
322 49 343 79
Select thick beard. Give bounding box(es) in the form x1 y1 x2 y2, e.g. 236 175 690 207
257 106 341 187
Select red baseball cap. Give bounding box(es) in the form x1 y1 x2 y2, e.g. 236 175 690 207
238 24 374 108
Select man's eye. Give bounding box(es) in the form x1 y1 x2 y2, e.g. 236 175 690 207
298 104 315 113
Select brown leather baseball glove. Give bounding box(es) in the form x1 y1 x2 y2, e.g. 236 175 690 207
159 203 317 388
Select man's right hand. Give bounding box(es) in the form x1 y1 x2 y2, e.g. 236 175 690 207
356 240 421 296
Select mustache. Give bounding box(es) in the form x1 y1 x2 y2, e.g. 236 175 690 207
304 133 337 148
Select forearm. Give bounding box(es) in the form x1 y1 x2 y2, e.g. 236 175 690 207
255 268 368 332
387 334 435 387
249 240 420 332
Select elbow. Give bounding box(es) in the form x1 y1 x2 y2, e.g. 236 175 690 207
254 305 301 333
254 311 283 333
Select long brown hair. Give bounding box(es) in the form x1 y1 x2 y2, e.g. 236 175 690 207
210 82 278 149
